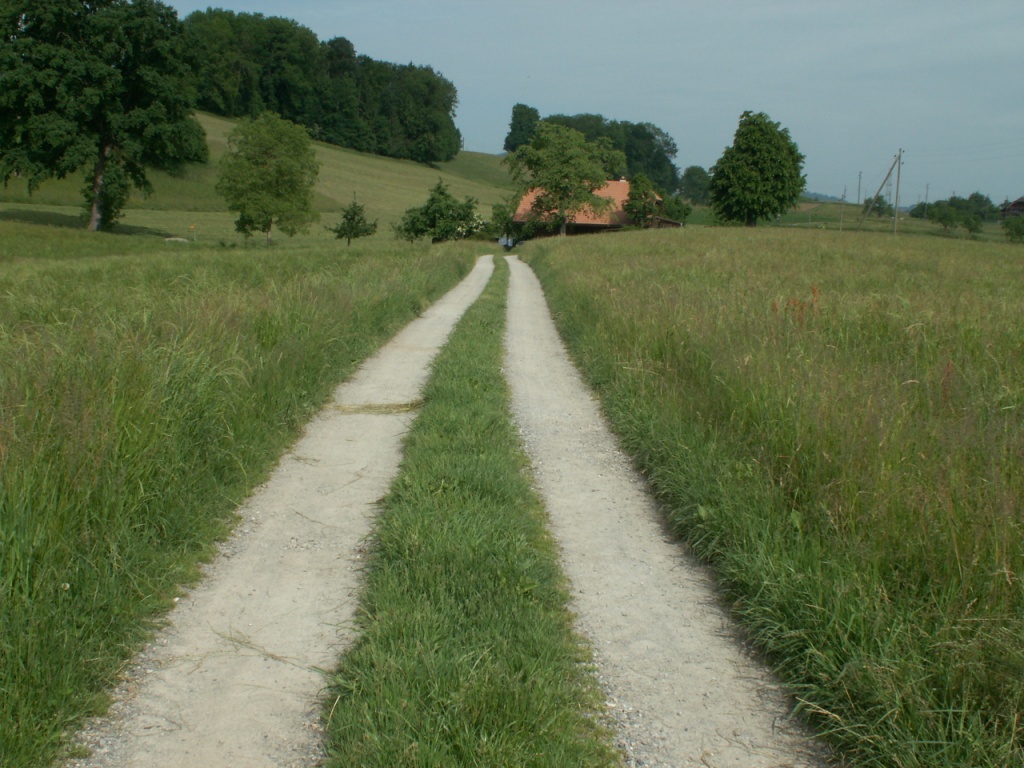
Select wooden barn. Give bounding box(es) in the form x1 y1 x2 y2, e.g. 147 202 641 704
1001 196 1024 218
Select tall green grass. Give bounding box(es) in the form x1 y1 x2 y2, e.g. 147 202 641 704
0 238 478 767
524 228 1024 767
322 258 618 767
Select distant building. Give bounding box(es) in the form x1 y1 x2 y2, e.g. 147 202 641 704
513 178 682 234
1000 197 1024 218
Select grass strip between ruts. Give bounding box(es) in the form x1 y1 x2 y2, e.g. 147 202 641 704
322 256 619 767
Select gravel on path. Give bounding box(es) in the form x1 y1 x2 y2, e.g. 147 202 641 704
66 251 831 768
65 256 494 768
503 254 829 768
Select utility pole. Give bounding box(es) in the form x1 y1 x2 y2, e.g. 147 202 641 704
857 153 900 230
893 148 902 235
857 171 862 206
924 183 929 220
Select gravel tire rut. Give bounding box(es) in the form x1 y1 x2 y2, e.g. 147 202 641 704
66 253 827 767
65 256 494 768
503 255 826 768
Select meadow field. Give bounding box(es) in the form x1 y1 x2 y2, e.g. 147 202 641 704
4 104 1023 765
0 112 513 247
0 113 515 764
0 231 480 765
523 227 1024 766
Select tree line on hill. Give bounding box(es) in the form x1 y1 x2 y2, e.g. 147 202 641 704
907 192 1000 235
1 0 463 231
182 9 462 165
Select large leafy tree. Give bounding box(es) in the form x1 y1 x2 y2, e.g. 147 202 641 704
709 111 805 226
680 165 711 205
216 112 320 243
505 123 626 236
0 0 208 231
503 103 540 153
1003 214 1024 244
623 173 659 228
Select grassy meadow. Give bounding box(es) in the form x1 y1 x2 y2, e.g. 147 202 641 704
7 102 1024 767
778 201 1009 242
685 200 1009 242
522 227 1024 767
0 228 484 765
0 109 514 765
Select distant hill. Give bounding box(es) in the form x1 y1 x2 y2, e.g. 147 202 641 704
0 113 515 229
183 10 463 164
803 192 844 203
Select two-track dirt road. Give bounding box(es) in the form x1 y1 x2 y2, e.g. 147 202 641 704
68 254 825 767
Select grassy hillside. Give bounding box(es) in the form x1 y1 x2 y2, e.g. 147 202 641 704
0 113 513 244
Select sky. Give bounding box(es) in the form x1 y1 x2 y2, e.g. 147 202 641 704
166 0 1024 205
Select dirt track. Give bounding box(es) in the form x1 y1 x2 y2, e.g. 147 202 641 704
68 253 825 767
504 255 825 767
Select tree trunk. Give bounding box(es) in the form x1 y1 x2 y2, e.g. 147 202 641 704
745 215 757 227
266 221 273 244
87 144 113 232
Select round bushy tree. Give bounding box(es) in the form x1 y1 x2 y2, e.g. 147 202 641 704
680 165 711 205
0 0 208 231
216 112 320 242
709 111 805 226
1003 215 1024 243
503 103 540 153
394 180 481 242
623 173 659 228
328 196 377 246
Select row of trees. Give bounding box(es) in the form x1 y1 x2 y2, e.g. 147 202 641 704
907 192 1001 235
503 106 804 228
503 111 805 235
183 10 462 164
504 105 682 194
216 113 479 246
0 0 463 231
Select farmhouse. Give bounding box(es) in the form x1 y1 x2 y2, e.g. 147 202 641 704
513 178 681 234
1000 196 1024 218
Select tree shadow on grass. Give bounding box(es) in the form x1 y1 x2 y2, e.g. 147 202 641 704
0 207 174 238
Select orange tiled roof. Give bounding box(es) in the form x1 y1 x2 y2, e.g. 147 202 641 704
514 179 647 227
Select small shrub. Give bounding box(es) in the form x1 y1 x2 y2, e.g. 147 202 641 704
1002 215 1024 243
327 196 378 246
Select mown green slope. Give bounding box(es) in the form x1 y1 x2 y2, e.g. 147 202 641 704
0 113 513 242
